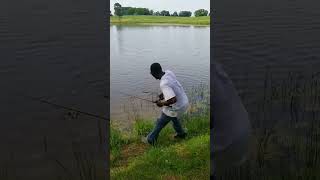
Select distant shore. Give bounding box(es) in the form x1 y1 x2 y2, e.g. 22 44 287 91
110 16 210 26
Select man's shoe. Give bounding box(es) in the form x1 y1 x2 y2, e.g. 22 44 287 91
141 136 154 145
174 133 187 139
141 136 149 144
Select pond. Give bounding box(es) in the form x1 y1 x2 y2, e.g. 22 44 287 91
110 25 210 127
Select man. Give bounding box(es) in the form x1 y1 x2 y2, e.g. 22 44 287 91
143 63 189 145
211 62 251 177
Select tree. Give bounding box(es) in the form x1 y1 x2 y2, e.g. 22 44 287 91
114 3 123 20
179 11 192 17
150 10 154 15
171 11 178 16
194 9 208 17
110 10 113 16
127 7 136 15
121 7 131 15
160 10 170 16
134 8 150 15
154 11 161 16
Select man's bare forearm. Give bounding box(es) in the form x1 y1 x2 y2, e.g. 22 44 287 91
161 97 177 106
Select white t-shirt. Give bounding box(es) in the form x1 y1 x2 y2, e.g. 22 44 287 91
160 70 189 117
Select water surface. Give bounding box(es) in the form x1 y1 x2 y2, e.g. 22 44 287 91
110 25 210 127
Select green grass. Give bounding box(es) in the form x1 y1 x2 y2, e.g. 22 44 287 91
110 15 210 26
110 127 130 165
110 84 210 179
112 135 210 180
110 114 210 179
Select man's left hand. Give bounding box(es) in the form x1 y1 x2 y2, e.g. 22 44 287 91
156 100 163 107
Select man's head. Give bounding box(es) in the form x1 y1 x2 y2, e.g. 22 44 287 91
150 63 164 80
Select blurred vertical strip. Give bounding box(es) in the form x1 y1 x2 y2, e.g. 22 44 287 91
210 0 215 178
105 0 110 179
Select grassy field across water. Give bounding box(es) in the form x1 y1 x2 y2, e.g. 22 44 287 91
110 16 210 26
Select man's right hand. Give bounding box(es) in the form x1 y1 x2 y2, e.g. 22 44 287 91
158 93 164 100
154 100 163 107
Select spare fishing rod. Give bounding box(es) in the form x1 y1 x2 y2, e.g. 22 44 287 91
24 95 108 121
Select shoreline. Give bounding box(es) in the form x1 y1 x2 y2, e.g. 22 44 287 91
110 22 210 27
110 16 210 26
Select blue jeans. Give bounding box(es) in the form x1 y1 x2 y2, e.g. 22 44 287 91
147 112 185 144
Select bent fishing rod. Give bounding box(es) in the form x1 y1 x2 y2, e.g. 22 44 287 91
104 91 211 108
25 95 108 121
105 91 175 107
104 91 158 103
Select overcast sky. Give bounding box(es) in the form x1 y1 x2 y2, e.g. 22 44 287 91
110 0 210 14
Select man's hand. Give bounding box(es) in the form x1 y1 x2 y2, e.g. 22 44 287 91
158 93 164 100
155 100 163 107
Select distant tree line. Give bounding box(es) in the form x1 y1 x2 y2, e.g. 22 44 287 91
112 3 209 17
194 9 209 17
122 7 153 15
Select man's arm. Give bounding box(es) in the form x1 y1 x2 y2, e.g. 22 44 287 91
156 97 177 107
157 84 176 107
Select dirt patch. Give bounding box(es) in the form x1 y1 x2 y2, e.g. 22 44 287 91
114 142 149 167
175 145 191 158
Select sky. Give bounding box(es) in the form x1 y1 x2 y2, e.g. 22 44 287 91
110 0 210 15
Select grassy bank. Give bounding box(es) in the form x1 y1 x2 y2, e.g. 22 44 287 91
110 16 210 26
111 111 210 179
110 84 210 179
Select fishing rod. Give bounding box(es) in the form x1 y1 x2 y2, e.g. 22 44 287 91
120 91 158 103
25 95 109 121
106 91 211 107
105 91 157 103
107 91 175 108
